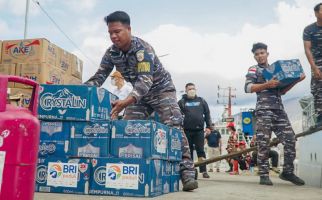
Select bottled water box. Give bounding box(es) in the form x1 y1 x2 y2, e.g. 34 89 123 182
170 162 180 193
110 120 168 160
263 59 304 88
35 157 91 194
68 121 111 158
38 85 117 121
162 161 172 194
89 158 163 197
39 121 70 158
168 128 182 161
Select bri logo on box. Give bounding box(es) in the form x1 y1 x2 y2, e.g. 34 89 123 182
107 165 121 180
39 88 87 111
48 163 77 179
47 162 78 187
105 164 140 190
49 164 63 178
106 164 139 181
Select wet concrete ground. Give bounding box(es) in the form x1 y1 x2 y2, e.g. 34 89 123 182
34 172 322 200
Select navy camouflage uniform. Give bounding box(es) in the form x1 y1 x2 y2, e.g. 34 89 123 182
303 23 322 120
85 36 195 182
244 65 296 176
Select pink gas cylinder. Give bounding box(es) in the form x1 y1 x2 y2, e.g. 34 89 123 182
0 75 40 200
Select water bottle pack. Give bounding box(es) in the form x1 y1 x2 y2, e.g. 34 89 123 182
36 84 182 197
263 59 304 88
35 157 91 194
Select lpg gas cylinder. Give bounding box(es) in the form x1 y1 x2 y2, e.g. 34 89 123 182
0 75 40 200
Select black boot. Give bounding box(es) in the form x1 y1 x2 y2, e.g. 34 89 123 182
182 178 198 191
279 172 305 186
202 172 210 178
259 176 273 185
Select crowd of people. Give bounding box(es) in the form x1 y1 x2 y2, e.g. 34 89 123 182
83 3 322 191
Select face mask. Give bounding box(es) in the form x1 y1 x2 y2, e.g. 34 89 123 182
111 79 116 86
187 89 196 98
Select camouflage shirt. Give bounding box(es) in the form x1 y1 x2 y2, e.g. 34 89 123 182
303 23 322 67
85 36 175 102
244 64 284 110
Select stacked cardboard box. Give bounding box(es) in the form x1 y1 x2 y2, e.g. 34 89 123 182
35 84 117 194
89 120 168 197
0 38 83 107
89 120 182 197
35 84 182 197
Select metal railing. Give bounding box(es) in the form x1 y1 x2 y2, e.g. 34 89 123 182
300 96 315 131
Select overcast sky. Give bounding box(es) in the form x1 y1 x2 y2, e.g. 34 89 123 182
0 0 320 120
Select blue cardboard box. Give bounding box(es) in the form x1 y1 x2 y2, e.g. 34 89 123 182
263 59 304 88
38 84 118 121
170 162 180 193
89 158 163 197
168 128 183 161
68 121 111 158
110 120 168 160
162 161 172 194
35 157 91 194
39 121 70 158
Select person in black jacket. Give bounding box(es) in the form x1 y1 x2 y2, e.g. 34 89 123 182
178 83 212 178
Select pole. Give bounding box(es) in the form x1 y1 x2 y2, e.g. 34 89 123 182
24 0 30 39
194 127 322 167
228 87 232 117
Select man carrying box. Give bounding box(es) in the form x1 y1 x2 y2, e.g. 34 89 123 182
244 42 305 186
303 2 322 127
85 11 198 191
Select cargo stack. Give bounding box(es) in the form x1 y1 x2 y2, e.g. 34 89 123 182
0 38 83 108
0 38 183 197
68 120 183 197
35 84 117 195
35 84 182 197
88 120 182 197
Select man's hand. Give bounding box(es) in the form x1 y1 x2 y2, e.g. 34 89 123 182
266 78 280 89
281 72 306 95
110 96 136 120
299 73 306 81
313 67 322 80
111 100 127 120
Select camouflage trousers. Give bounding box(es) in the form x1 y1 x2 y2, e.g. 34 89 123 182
123 90 195 182
311 74 322 119
255 109 296 176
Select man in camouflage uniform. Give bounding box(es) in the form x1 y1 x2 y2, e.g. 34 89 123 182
84 11 198 191
244 42 305 186
303 3 322 127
